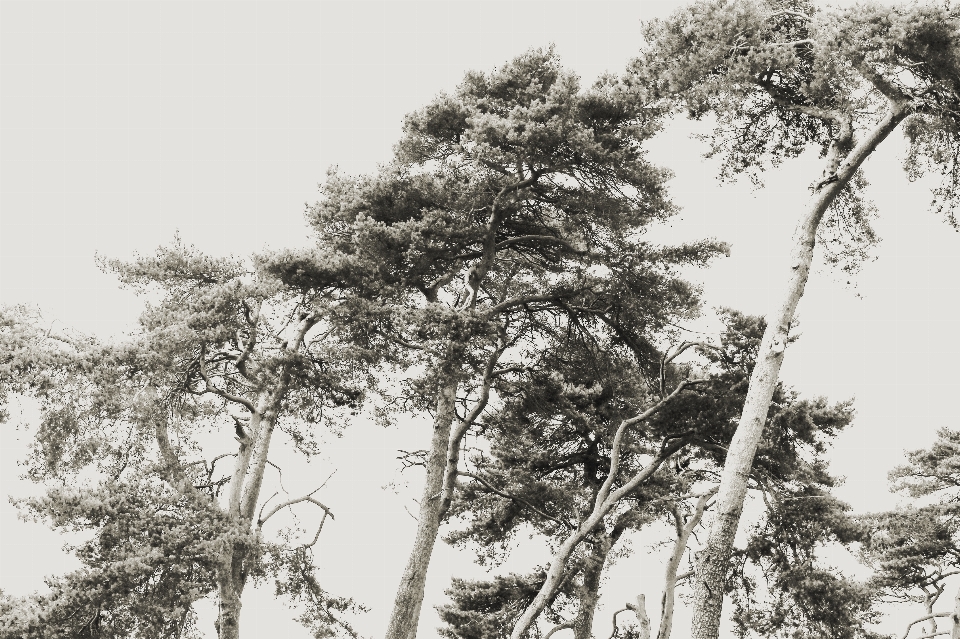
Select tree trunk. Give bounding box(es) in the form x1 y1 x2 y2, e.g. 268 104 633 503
385 379 460 639
952 585 960 639
573 535 613 639
660 491 713 639
215 549 246 639
689 106 908 639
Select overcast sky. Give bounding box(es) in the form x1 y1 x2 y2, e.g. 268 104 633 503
2 1 960 637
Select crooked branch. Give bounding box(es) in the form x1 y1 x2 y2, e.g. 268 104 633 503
258 486 334 528
901 613 953 639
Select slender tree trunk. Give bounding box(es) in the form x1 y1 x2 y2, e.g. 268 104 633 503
926 592 938 637
689 106 908 639
632 595 652 639
660 491 713 639
215 548 246 639
385 379 460 639
573 535 613 639
952 585 960 639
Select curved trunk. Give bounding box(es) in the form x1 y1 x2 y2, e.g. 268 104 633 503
689 106 908 639
385 379 460 639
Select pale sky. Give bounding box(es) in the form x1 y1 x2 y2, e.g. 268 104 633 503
2 1 959 637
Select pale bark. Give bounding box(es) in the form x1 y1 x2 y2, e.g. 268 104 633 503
659 490 714 639
630 595 651 639
385 379 460 639
902 612 953 639
239 313 316 521
689 105 909 639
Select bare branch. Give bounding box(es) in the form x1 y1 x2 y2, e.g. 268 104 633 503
302 507 331 549
257 491 279 525
659 488 717 639
607 607 631 639
544 621 575 639
257 486 334 528
626 595 651 639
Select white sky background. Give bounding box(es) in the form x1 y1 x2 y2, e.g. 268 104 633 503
2 1 960 637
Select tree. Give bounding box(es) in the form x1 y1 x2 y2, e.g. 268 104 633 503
860 428 960 639
270 47 725 639
0 239 371 639
436 311 872 639
630 3 960 636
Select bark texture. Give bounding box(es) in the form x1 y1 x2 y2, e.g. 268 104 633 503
573 534 615 639
385 380 460 639
689 106 908 639
215 551 245 639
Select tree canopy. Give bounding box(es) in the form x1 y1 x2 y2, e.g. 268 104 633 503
2 4 960 639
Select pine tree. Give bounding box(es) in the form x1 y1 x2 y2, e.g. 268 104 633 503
630 4 960 636
269 47 726 639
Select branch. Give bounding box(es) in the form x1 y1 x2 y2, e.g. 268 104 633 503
257 486 334 528
196 347 258 413
486 293 564 317
767 93 843 124
659 488 717 639
626 595 651 639
458 471 573 529
439 338 507 520
234 301 260 377
660 340 718 394
902 613 953 639
153 404 199 499
494 235 586 255
302 507 331 549
766 9 811 21
462 173 541 309
608 607 631 639
544 621 575 639
596 379 707 507
854 60 909 103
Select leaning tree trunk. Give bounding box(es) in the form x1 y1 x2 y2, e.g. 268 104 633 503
385 379 460 639
689 106 909 639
